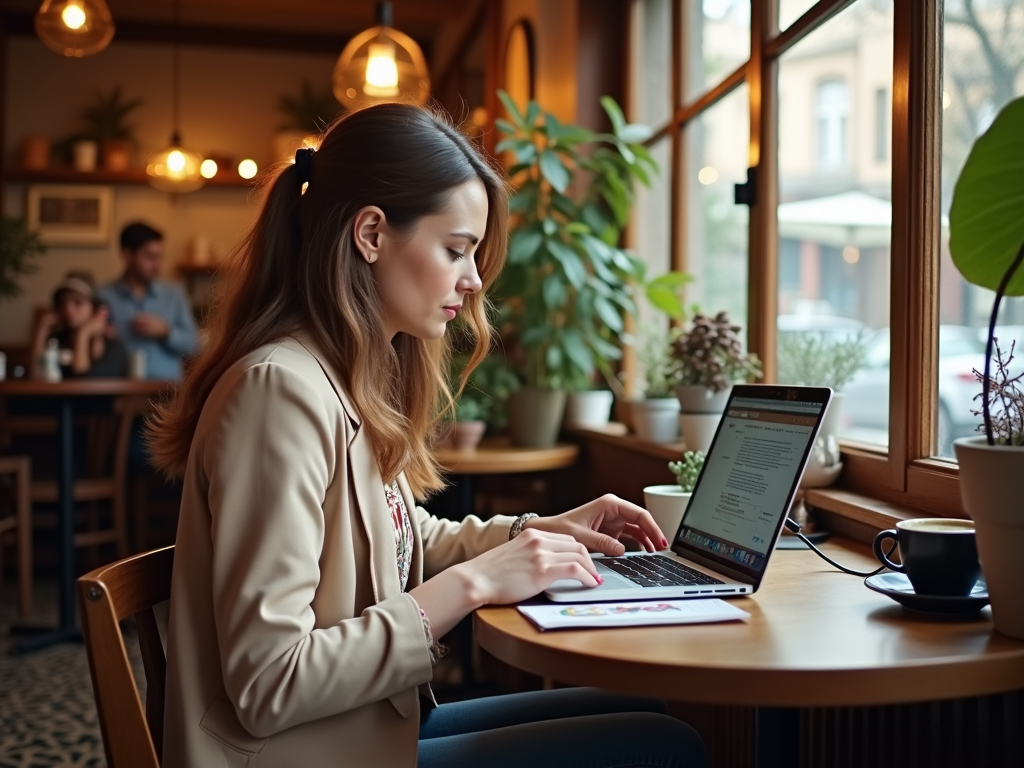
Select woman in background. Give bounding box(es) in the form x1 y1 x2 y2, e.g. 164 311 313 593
31 271 128 379
148 103 708 768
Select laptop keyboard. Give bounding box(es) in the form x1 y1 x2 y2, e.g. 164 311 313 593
599 555 725 588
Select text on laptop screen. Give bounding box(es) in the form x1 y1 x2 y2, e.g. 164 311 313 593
674 396 825 571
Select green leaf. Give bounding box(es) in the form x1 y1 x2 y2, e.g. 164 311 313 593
646 284 687 321
615 139 636 165
525 100 540 128
949 96 1024 296
551 191 580 220
594 296 623 333
521 326 551 346
542 218 558 237
509 183 538 214
600 95 627 136
547 239 587 288
619 123 653 143
539 150 570 193
497 90 526 130
508 227 543 264
542 273 566 307
647 271 694 290
563 329 595 374
495 138 537 163
495 118 518 137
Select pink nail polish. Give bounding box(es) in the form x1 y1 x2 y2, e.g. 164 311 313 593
596 575 604 584
661 537 668 547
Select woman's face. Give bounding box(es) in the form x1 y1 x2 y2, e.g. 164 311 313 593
368 178 488 341
55 291 94 330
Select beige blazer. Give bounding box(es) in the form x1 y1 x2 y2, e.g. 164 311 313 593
163 336 514 768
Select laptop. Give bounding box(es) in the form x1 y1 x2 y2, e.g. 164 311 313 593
545 384 833 602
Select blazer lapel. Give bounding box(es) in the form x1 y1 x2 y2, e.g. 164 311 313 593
348 425 402 602
396 473 425 588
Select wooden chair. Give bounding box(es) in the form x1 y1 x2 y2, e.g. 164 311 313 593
78 545 173 768
0 455 33 618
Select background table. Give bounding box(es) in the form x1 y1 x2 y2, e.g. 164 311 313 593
475 540 1024 766
0 379 172 653
435 439 579 519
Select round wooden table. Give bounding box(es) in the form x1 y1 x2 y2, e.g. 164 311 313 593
0 378 173 652
475 540 1024 765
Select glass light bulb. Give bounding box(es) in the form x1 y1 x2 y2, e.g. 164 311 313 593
167 149 186 174
200 159 218 179
364 43 399 95
62 1 86 29
238 159 258 180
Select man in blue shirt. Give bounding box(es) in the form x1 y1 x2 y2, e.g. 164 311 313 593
98 222 200 380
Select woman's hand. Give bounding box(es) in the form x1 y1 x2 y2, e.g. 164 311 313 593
409 528 602 638
524 494 668 556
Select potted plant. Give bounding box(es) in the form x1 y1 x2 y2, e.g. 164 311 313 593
443 390 489 452
777 329 868 487
643 451 706 546
495 92 655 446
629 325 682 442
79 86 144 171
948 96 1024 640
0 217 46 300
274 80 340 162
441 350 520 451
670 311 762 452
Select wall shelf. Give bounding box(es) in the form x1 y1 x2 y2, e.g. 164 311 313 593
3 167 254 188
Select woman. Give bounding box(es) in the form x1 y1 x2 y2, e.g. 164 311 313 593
31 271 128 379
149 104 708 768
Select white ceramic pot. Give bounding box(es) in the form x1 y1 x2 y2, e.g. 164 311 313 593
675 384 732 414
801 393 845 488
564 390 614 429
630 398 681 443
954 436 1024 640
678 413 720 453
643 485 691 545
72 139 98 172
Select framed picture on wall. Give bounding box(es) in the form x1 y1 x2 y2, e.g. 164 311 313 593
26 184 114 247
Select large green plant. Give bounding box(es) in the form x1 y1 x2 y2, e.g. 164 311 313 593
949 96 1024 445
0 217 45 300
79 86 143 142
494 92 660 390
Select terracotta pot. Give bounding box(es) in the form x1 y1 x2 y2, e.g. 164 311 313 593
20 135 50 170
954 436 1024 640
451 420 486 451
101 140 132 171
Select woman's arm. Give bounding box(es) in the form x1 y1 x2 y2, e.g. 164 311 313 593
204 363 434 738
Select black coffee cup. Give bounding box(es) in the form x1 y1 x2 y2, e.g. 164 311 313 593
872 518 981 597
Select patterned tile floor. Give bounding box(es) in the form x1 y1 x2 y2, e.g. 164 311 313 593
0 580 144 768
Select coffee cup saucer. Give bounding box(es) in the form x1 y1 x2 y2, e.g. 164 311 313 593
864 572 989 615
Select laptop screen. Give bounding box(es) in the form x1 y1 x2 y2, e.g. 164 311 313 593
672 386 831 581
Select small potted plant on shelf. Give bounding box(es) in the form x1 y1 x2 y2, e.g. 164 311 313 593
670 311 762 452
274 80 341 162
948 96 1024 640
629 326 683 443
441 350 520 451
494 91 657 447
643 451 706 547
777 328 868 487
78 86 144 171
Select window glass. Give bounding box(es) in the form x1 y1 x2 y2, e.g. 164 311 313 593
937 0 1024 458
776 0 894 448
684 84 750 332
632 0 674 128
779 0 820 32
633 137 673 329
682 1 751 103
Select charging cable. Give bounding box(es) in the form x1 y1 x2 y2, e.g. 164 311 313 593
784 518 894 578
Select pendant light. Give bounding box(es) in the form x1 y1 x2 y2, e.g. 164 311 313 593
35 0 115 58
332 2 430 111
147 0 204 192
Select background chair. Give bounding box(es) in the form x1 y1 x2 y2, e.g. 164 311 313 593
0 455 33 618
78 545 173 768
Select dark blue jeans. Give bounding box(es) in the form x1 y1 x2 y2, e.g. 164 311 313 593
417 688 708 768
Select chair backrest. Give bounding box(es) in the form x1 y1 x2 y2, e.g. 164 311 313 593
78 545 174 768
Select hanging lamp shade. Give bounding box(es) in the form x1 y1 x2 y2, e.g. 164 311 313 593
333 2 429 110
35 0 115 58
147 133 204 192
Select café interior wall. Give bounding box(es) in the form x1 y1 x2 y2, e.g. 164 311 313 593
1 36 336 346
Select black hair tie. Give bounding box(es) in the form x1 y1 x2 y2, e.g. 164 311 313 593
294 147 315 185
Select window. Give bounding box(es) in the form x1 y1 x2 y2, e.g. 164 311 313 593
627 0 995 516
815 79 849 168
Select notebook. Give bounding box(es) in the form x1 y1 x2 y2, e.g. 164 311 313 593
544 385 833 602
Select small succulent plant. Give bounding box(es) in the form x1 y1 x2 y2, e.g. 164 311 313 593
670 311 763 392
668 450 706 493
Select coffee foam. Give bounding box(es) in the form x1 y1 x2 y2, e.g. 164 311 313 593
898 518 974 533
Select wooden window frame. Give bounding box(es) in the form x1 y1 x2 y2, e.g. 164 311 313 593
630 0 962 521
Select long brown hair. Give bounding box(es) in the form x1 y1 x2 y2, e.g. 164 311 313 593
147 103 509 497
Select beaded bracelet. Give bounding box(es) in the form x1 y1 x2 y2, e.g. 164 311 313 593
509 513 539 540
